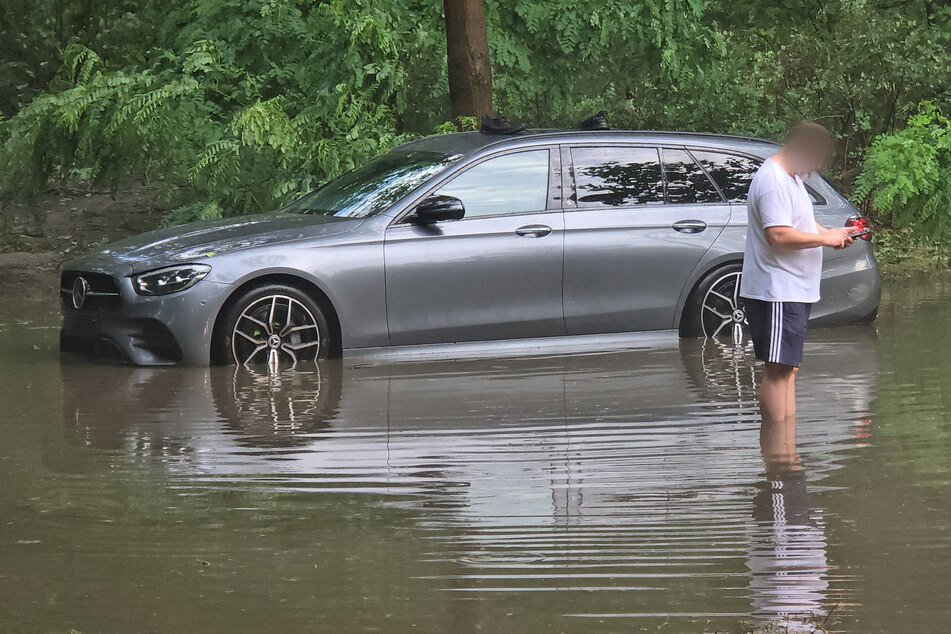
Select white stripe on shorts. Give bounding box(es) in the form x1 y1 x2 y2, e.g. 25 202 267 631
770 302 784 363
770 303 776 362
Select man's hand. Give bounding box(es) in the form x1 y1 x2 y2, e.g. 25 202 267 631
820 227 854 249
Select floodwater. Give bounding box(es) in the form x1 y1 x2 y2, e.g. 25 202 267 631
1 276 950 633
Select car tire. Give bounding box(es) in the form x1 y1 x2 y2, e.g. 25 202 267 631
214 284 333 366
680 263 746 339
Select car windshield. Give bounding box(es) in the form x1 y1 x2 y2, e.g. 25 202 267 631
282 150 457 218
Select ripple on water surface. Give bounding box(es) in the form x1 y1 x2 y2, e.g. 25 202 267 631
3 277 951 632
47 332 876 629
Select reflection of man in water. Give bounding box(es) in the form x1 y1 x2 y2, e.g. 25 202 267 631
746 400 829 627
740 122 855 429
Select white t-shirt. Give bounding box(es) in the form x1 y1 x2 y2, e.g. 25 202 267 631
739 158 823 303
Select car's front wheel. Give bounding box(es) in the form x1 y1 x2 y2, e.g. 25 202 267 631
215 284 332 367
681 263 747 342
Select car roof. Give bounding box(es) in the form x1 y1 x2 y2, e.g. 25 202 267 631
396 129 781 159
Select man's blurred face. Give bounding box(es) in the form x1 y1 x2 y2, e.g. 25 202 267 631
787 137 831 176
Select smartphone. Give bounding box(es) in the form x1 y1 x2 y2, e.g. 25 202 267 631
849 228 871 239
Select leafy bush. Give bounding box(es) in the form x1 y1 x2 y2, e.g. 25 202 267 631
1 0 429 224
854 102 951 244
636 0 951 182
485 0 721 127
0 0 159 117
0 0 721 228
3 0 951 238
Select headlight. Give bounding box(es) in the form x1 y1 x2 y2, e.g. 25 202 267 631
133 264 211 296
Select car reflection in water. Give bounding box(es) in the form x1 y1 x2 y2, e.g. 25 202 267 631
60 327 876 626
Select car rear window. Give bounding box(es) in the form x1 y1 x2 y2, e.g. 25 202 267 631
692 149 828 205
661 148 724 204
571 146 665 207
690 150 761 203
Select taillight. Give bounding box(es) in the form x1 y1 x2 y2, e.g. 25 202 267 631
845 215 872 241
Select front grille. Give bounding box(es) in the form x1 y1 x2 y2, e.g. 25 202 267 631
60 271 122 312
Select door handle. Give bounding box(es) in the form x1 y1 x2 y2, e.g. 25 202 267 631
671 219 707 234
515 224 552 238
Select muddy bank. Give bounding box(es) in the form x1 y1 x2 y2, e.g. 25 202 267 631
0 184 163 302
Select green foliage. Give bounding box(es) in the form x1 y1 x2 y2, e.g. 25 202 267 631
485 0 721 127
0 0 717 225
2 0 951 235
635 0 951 179
0 0 160 117
0 0 425 222
855 102 951 244
871 225 951 277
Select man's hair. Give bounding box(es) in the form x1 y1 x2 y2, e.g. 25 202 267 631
785 120 832 149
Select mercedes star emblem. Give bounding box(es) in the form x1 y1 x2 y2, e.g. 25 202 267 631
72 276 91 309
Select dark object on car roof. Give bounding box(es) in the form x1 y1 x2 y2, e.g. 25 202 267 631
578 111 609 130
481 115 527 135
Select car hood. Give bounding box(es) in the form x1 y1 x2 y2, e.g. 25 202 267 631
95 213 363 272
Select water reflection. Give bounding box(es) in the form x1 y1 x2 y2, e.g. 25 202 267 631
749 410 830 630
57 327 878 629
218 365 341 447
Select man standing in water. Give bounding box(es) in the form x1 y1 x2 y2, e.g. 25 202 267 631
741 122 856 431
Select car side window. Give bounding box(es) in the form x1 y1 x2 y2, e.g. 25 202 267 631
804 182 826 205
690 150 760 203
435 149 550 218
570 146 664 207
661 149 724 204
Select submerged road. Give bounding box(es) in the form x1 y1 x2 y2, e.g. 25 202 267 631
0 275 949 632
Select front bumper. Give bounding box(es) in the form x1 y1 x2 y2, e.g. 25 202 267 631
60 263 234 366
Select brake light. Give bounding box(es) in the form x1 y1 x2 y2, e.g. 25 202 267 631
845 215 872 241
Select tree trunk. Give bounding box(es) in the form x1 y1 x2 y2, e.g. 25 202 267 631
443 0 494 121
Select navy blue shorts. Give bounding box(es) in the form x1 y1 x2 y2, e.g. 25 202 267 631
743 299 812 367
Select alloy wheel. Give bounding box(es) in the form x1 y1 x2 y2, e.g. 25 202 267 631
231 295 321 369
700 271 747 345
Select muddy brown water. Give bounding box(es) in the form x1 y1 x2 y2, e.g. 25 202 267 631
1 276 950 633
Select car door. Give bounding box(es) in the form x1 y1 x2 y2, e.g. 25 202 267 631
562 145 732 334
384 147 565 345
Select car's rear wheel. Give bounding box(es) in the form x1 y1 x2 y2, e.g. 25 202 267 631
216 284 332 368
681 263 747 343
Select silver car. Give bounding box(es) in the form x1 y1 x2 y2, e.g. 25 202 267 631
59 129 881 366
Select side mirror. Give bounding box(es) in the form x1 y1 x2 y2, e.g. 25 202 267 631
413 195 465 224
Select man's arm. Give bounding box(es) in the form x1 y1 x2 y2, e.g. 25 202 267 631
756 185 853 250
765 225 853 250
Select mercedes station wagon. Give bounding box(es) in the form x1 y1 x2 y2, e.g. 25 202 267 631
59 128 881 366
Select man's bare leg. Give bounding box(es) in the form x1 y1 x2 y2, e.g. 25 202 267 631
759 362 795 426
785 367 798 422
759 363 798 468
